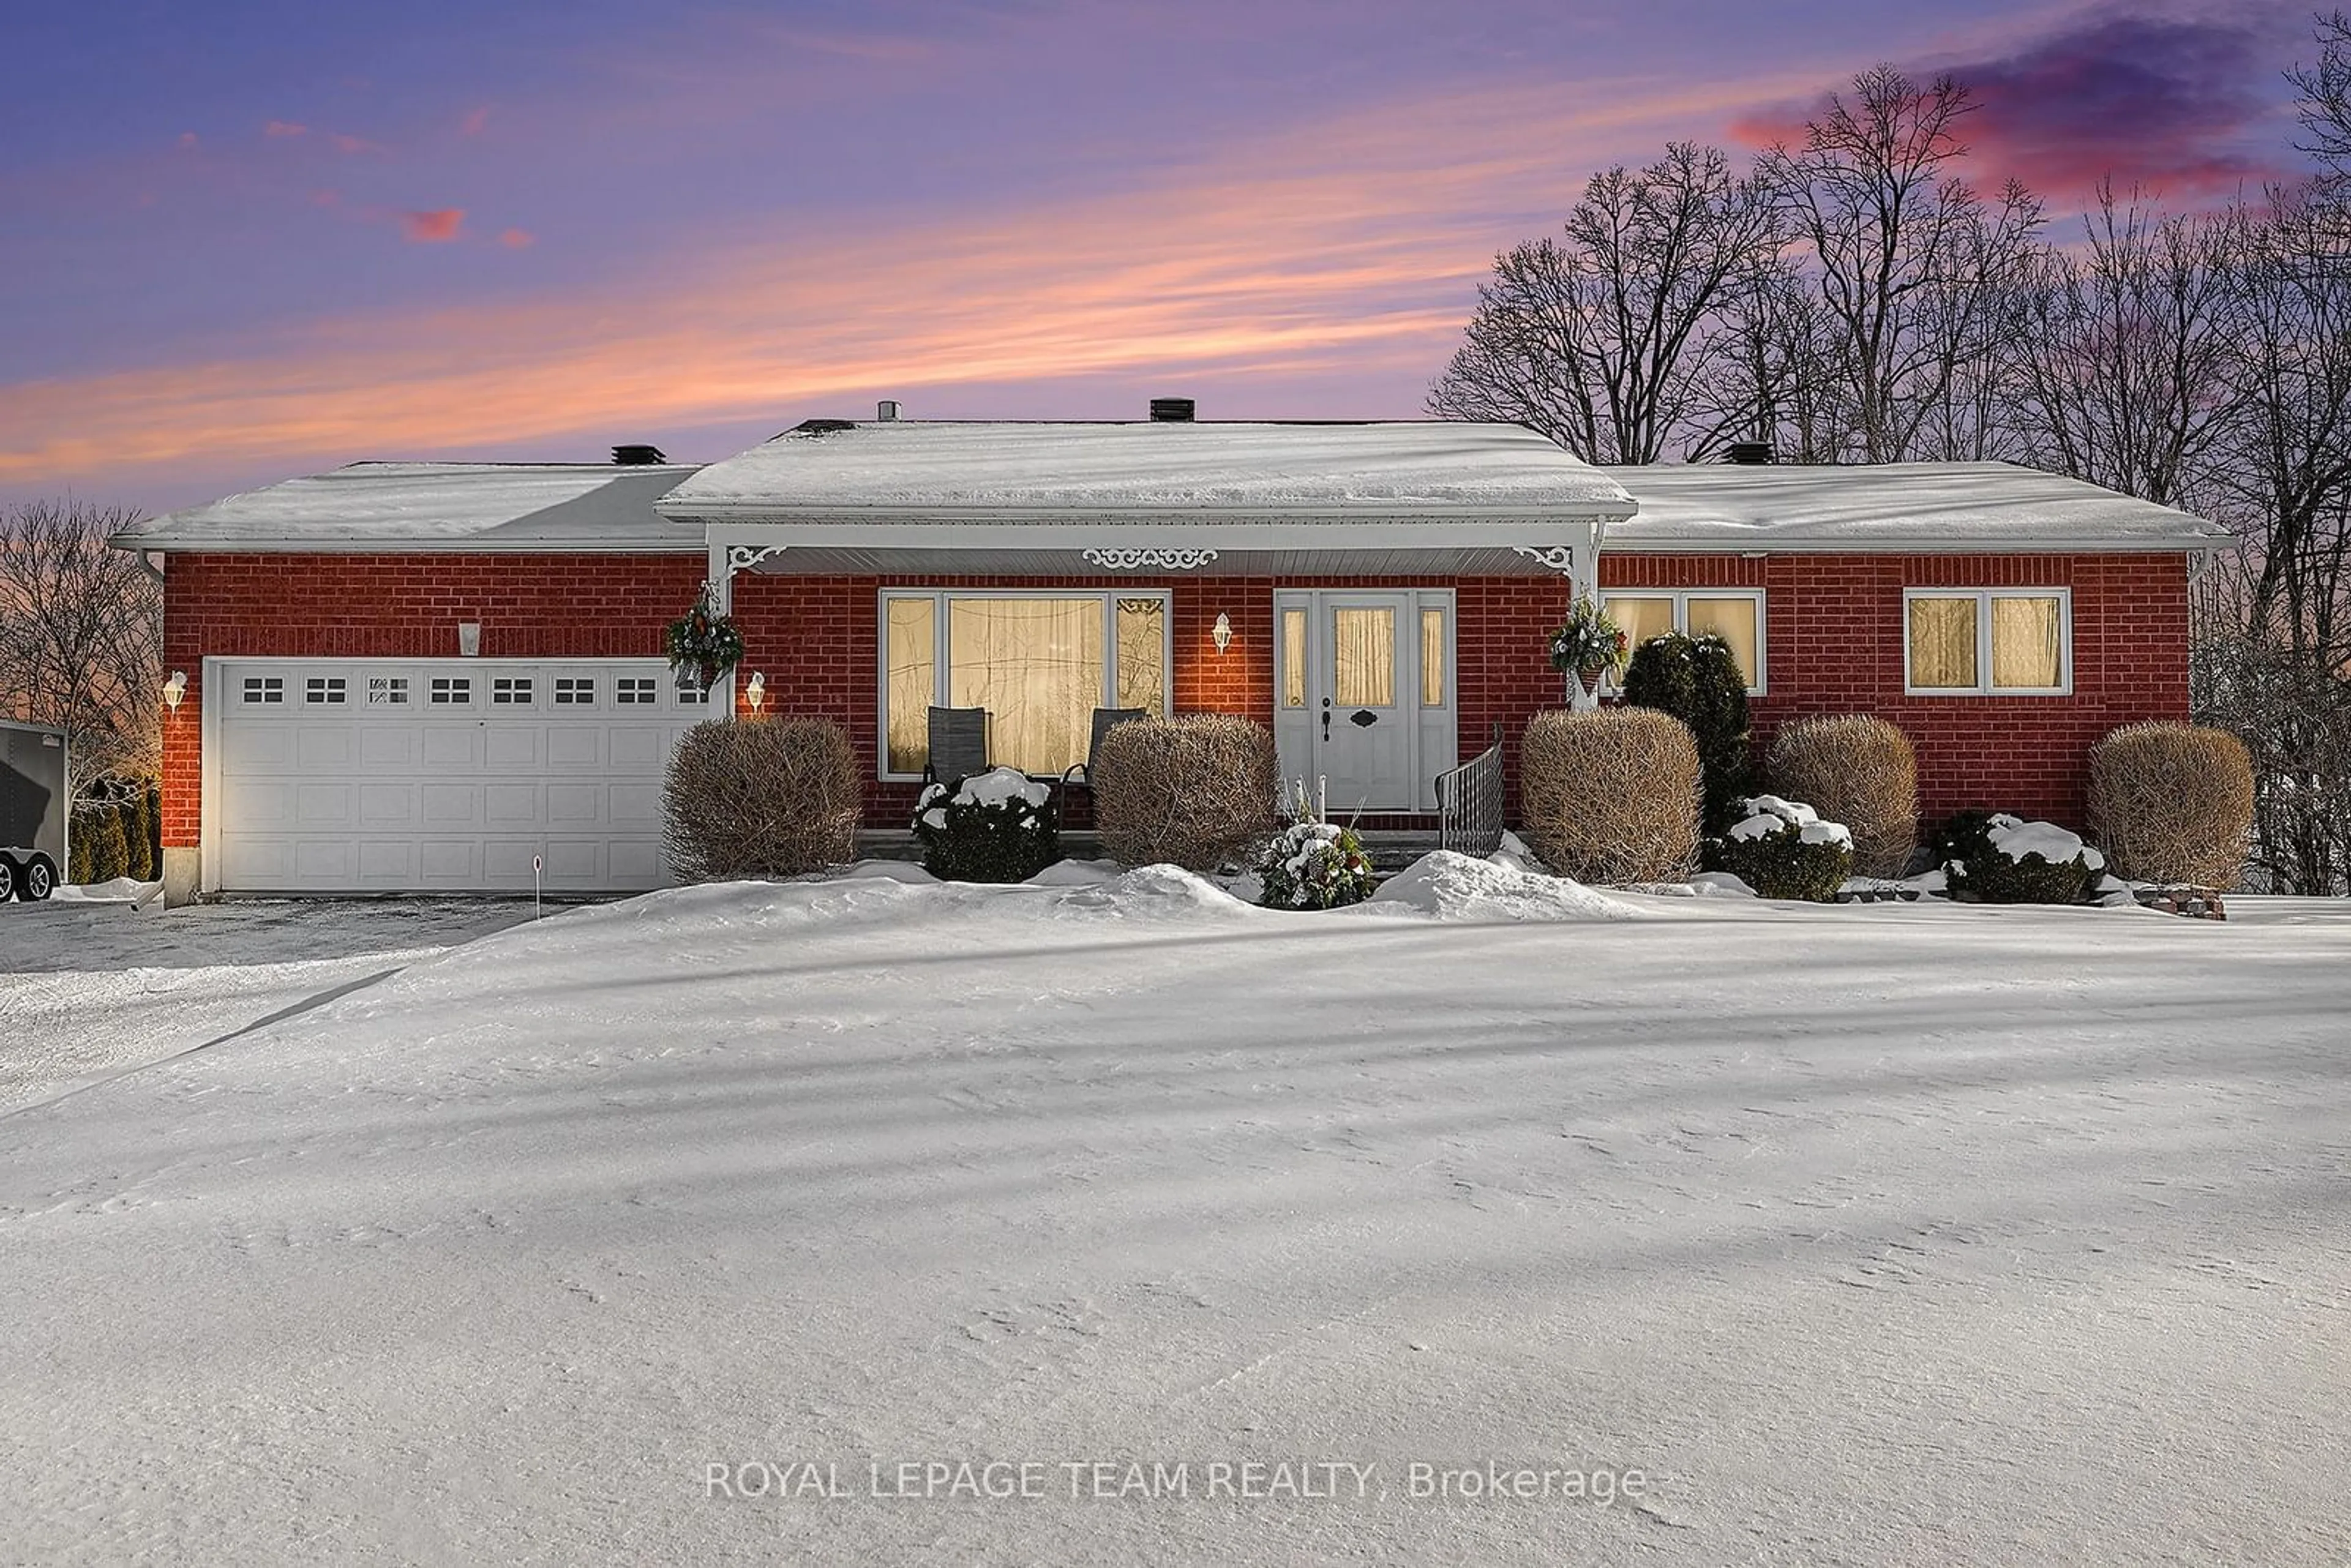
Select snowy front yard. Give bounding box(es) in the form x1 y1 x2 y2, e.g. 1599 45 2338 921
2 869 2347 1565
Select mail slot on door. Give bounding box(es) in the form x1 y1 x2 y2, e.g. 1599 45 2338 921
1350 710 1378 727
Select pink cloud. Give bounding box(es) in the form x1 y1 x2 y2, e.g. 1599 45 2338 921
400 209 466 243
461 107 491 137
176 131 198 150
329 132 384 155
309 189 342 209
264 120 309 138
498 227 535 249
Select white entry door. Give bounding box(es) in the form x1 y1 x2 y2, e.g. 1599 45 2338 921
1272 591 1454 813
206 657 718 894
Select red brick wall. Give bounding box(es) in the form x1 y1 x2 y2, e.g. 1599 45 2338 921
1598 551 2192 827
159 549 2184 851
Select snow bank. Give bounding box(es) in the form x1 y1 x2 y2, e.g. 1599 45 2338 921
1349 850 1640 923
1987 814 2105 872
51 877 160 904
1728 795 1853 849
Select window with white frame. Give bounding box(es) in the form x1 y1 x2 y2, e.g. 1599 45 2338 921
1599 590 1767 694
1904 588 2071 695
880 590 1171 777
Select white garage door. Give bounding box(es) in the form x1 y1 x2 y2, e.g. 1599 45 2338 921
208 658 719 893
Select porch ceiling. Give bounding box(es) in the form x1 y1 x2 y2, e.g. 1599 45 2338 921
730 545 1582 577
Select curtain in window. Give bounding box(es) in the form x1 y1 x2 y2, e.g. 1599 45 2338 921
1687 597 1760 688
1602 596 1676 658
1281 609 1308 708
1908 597 1978 688
883 598 936 774
1420 607 1445 707
1115 599 1166 715
949 598 1105 775
1990 596 2063 689
1332 607 1395 707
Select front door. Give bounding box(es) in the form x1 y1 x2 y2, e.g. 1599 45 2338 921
1273 591 1436 813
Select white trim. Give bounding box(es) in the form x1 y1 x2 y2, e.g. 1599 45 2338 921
1598 588 1769 697
874 588 1176 782
1901 588 2074 697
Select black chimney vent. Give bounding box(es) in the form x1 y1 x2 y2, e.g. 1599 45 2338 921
611 443 668 465
1725 441 1776 465
1149 397 1196 423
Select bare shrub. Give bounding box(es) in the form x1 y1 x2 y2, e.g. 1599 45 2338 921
1092 714 1278 872
2088 721 2255 888
662 718 861 882
1520 708 1701 883
1765 714 1918 877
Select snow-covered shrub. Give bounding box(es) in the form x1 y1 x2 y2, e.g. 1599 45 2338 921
1520 707 1701 885
1766 715 1917 877
2087 721 2254 888
662 717 861 881
1938 809 2103 904
1619 631 1753 833
1257 792 1378 910
1706 795 1853 902
1092 714 1278 873
913 766 1060 883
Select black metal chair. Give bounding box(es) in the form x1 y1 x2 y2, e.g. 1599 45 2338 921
1059 707 1149 797
923 706 990 786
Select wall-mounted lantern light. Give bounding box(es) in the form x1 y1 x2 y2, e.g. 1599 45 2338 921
457 621 482 658
1212 612 1233 654
745 671 766 712
163 670 187 710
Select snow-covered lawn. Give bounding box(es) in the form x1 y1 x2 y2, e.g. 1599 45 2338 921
2 866 2347 1566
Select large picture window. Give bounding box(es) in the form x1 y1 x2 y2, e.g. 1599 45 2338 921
1599 590 1766 694
881 591 1171 777
1903 589 2070 695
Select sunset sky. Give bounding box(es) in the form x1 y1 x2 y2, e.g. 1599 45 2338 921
1 1 2316 515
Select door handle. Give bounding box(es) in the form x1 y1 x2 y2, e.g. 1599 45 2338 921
1321 698 1332 740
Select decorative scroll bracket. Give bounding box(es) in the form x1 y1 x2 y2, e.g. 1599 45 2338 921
1511 544 1581 577
1081 547 1220 572
726 543 790 575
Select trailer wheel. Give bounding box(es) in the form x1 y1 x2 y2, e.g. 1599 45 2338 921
0 855 16 902
20 854 56 901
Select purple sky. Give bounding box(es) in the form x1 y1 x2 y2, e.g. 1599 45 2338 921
0 1 2312 514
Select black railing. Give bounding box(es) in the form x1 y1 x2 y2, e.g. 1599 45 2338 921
1437 723 1505 858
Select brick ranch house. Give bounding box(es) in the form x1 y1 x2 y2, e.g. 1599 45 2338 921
114 411 2225 900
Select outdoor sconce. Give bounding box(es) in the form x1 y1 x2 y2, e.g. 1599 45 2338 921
745 671 766 711
163 670 187 710
1213 612 1233 654
457 621 482 657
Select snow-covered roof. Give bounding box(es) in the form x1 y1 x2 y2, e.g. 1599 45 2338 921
1602 462 2226 553
659 421 1637 519
114 462 705 553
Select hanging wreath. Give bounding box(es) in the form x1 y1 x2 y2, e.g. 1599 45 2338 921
664 581 746 692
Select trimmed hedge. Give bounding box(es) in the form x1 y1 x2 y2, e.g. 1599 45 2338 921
1766 715 1917 878
661 717 861 881
2087 721 2255 888
1938 809 2102 904
1093 714 1278 872
1619 632 1753 833
1520 707 1701 884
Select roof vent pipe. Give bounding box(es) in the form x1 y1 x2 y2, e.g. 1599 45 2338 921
876 399 900 422
1725 441 1776 465
1149 397 1196 422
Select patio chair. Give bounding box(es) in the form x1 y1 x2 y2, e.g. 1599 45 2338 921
1060 707 1149 797
923 706 990 786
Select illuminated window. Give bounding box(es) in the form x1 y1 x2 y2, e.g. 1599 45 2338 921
1905 590 2069 694
880 591 1172 778
1599 590 1766 694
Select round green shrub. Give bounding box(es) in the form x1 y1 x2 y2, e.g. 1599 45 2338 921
914 767 1061 883
1938 809 2102 904
1708 795 1853 901
1620 631 1753 833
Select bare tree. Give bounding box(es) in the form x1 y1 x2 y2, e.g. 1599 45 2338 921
0 500 162 801
2009 190 2240 509
2288 10 2351 181
1428 143 1782 462
1757 66 2045 462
